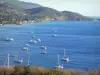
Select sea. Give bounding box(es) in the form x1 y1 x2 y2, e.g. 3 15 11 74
0 20 100 71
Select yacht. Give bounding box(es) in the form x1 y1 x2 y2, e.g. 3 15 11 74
6 37 14 41
29 40 37 44
14 56 23 63
41 50 47 54
52 34 57 37
61 49 69 62
36 38 41 43
40 46 47 50
25 44 30 47
32 35 36 39
54 54 63 69
33 40 38 44
23 47 28 51
29 40 33 43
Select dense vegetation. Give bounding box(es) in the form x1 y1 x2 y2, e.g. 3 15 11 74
0 66 100 75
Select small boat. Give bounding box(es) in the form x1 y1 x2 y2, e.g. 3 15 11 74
23 47 28 51
25 44 30 47
29 40 37 44
4 53 10 68
29 40 33 43
54 54 63 69
52 34 57 37
14 56 23 63
41 50 47 54
36 38 41 42
33 40 38 44
40 46 47 50
32 35 36 38
61 49 69 62
6 37 14 41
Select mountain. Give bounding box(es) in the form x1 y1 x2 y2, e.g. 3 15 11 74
0 0 94 24
0 0 41 9
62 11 91 20
25 7 92 21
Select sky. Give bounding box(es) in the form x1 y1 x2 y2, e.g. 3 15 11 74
20 0 100 16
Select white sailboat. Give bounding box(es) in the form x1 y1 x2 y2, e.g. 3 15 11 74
25 44 30 47
36 38 41 43
55 54 63 69
27 54 30 66
41 50 47 54
6 37 14 41
40 46 47 50
14 55 23 63
4 53 10 68
61 49 69 62
52 34 57 37
23 47 28 51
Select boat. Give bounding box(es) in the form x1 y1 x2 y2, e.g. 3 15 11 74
32 35 36 39
23 47 28 51
6 37 14 41
4 53 10 68
52 34 57 37
40 46 47 50
33 40 38 44
14 56 23 63
29 40 38 44
41 50 47 54
54 54 63 69
29 40 33 43
36 38 41 42
25 44 30 47
27 54 30 66
61 49 69 62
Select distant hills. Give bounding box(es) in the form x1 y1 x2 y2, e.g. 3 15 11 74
25 7 92 21
0 0 97 24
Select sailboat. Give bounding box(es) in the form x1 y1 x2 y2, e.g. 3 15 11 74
52 34 57 37
36 38 41 43
27 54 30 66
25 44 30 47
14 55 23 63
40 46 47 50
23 47 28 51
41 50 47 54
61 49 69 62
55 54 63 69
6 37 14 41
4 53 10 68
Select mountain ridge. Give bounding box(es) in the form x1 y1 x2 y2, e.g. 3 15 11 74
0 0 95 24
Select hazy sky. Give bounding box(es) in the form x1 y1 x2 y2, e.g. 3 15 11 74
20 0 100 16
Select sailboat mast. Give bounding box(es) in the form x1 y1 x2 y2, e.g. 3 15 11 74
7 53 9 68
57 54 60 65
64 49 66 57
28 55 30 65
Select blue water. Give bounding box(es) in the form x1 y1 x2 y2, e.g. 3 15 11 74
0 21 100 71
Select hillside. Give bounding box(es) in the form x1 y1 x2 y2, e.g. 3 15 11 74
0 0 95 24
25 7 92 21
0 0 41 9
